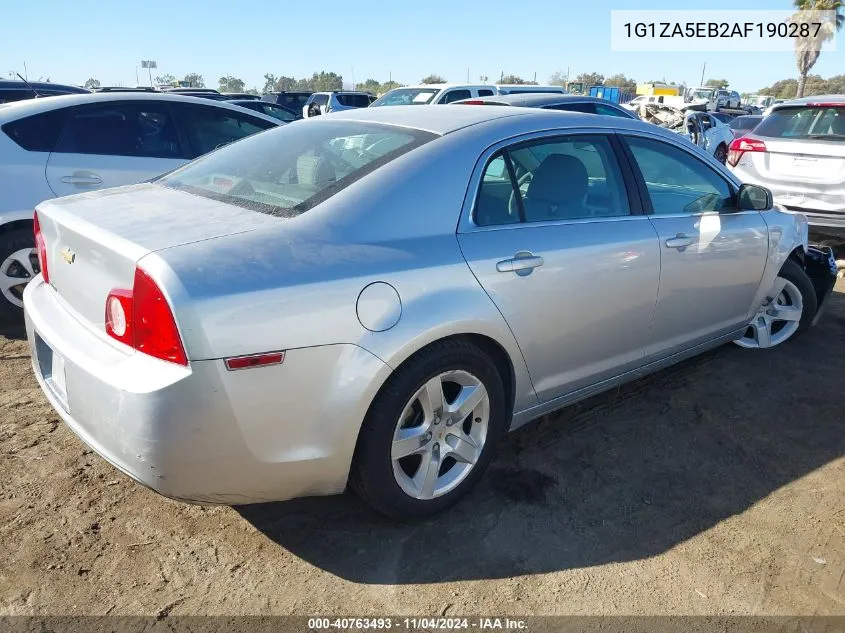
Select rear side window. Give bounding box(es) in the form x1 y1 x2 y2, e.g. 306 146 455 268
475 135 629 226
336 94 371 107
0 89 36 104
595 103 631 118
53 103 184 158
477 89 494 97
159 121 436 217
439 90 471 104
754 106 845 140
2 109 66 151
174 104 275 157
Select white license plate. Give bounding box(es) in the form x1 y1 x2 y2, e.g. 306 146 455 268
49 350 67 403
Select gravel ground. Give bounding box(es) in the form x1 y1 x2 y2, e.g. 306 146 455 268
0 280 843 617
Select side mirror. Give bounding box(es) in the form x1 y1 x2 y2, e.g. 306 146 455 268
737 183 773 211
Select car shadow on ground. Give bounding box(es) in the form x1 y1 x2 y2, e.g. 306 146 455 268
0 318 26 341
238 289 845 585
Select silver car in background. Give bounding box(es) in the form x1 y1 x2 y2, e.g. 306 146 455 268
728 95 845 239
24 106 837 519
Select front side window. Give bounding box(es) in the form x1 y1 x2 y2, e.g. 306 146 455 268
439 90 472 104
158 121 435 217
474 135 629 226
53 103 183 158
595 103 631 118
624 136 733 215
175 104 274 156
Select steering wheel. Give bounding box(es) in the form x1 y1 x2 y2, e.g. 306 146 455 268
508 172 533 216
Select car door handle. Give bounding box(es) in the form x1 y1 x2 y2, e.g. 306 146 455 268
60 175 102 185
665 234 694 249
496 254 544 273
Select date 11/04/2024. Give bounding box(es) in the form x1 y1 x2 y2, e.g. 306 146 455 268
624 21 824 39
307 617 528 630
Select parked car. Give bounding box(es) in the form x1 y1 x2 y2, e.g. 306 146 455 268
453 94 638 119
715 90 741 111
728 96 845 238
0 80 89 104
684 111 735 163
494 84 567 95
262 91 313 112
0 92 280 318
728 115 764 138
302 91 375 118
370 84 498 106
221 93 260 101
227 99 299 122
24 106 837 519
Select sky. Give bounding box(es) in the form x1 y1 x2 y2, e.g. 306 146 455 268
2 0 842 93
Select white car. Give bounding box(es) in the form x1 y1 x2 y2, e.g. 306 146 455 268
0 91 280 318
370 83 566 107
684 111 736 163
302 91 375 118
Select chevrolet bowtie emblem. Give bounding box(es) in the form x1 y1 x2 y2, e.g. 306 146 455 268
60 247 76 264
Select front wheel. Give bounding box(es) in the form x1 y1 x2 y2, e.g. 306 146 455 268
734 259 817 349
350 339 507 519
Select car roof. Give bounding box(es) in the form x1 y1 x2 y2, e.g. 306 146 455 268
773 94 845 108
394 84 494 91
0 80 89 92
455 94 609 107
0 91 281 125
323 103 651 136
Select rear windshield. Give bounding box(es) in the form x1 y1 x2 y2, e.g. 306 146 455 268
370 88 439 106
754 105 845 140
158 121 436 217
336 94 371 108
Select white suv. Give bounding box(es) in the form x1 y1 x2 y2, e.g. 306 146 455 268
0 92 279 318
302 91 375 118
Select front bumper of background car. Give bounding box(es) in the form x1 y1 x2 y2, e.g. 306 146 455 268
804 245 838 326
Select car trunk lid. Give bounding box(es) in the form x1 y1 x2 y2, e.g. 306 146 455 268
36 183 278 328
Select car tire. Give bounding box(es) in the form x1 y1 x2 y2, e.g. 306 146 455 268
350 338 508 520
0 228 36 321
714 143 728 164
734 258 817 349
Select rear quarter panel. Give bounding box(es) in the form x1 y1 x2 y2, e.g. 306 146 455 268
152 130 539 415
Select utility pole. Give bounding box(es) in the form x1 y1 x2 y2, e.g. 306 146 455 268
700 62 706 86
23 61 27 80
467 68 470 82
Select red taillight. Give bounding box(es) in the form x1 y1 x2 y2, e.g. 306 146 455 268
804 102 845 108
33 211 49 284
105 267 187 366
727 136 767 167
456 100 485 105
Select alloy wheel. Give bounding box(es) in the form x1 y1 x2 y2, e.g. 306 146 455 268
0 248 39 308
734 277 803 349
391 370 490 500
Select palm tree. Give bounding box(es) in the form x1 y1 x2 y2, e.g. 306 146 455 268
792 0 844 97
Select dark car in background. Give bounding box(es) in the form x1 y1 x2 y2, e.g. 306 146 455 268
453 93 639 119
261 91 313 112
0 80 89 104
227 99 299 122
728 115 764 138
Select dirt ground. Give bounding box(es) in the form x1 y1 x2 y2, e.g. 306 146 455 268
0 281 843 617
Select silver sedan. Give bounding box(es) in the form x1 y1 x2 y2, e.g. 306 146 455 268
24 106 837 519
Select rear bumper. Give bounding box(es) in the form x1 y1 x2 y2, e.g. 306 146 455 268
24 277 391 505
804 245 839 325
